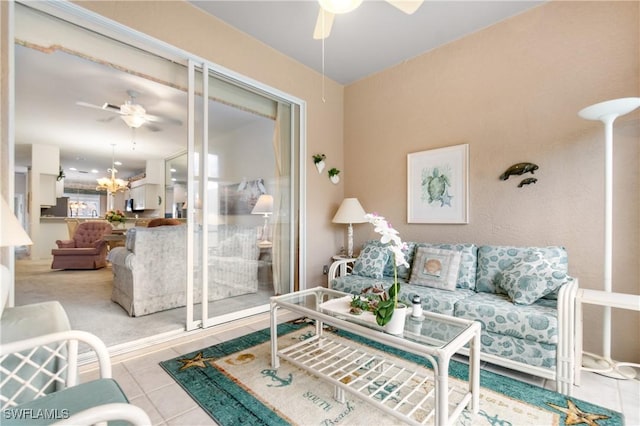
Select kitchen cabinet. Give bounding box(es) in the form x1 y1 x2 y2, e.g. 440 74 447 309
39 174 57 207
131 184 160 210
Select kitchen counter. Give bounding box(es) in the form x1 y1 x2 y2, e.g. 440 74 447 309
40 216 103 221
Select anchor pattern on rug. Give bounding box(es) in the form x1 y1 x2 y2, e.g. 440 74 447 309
177 352 215 371
367 378 401 403
547 399 610 426
261 369 293 387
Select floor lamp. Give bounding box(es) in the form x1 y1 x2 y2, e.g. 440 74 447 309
578 97 640 379
332 198 366 258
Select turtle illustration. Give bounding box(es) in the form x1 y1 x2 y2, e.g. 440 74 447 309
423 168 452 207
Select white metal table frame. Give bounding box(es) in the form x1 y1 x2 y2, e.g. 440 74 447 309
270 287 481 426
574 288 640 383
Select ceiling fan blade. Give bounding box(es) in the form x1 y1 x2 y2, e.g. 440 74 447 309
143 113 182 126
313 8 335 40
76 101 124 118
385 0 424 15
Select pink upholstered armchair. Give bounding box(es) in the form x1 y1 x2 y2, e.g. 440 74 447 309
51 221 113 270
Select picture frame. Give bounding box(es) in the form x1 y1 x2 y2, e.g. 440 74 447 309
407 144 469 224
219 178 267 215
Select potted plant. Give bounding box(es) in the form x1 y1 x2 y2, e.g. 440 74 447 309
312 154 326 174
328 167 340 184
350 213 409 333
105 209 126 228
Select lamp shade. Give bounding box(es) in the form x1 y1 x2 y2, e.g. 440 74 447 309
1 196 32 247
332 198 366 224
251 195 273 215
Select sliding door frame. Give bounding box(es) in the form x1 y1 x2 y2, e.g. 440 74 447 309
6 0 307 334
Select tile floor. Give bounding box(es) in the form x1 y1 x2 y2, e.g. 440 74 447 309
80 312 640 425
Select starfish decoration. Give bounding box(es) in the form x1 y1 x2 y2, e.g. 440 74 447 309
177 352 215 371
547 399 609 426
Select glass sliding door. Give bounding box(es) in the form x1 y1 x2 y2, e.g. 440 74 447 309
186 63 298 329
10 1 304 342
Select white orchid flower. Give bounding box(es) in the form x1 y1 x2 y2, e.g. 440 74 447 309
365 213 408 268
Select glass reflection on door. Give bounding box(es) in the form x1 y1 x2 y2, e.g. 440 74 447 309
189 68 295 328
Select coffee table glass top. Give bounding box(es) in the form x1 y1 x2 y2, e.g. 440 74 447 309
272 287 473 350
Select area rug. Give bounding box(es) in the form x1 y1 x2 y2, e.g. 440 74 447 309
160 320 623 425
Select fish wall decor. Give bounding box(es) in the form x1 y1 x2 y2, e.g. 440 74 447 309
499 162 539 180
518 177 538 188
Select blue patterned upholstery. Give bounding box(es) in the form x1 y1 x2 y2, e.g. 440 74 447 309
330 242 577 382
367 240 478 289
475 245 568 295
454 292 559 345
332 274 474 316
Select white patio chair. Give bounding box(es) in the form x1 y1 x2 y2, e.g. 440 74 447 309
0 329 151 425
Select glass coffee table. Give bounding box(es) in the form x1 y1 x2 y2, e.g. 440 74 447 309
270 287 480 426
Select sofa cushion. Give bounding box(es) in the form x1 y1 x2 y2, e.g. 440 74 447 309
475 245 568 294
331 275 475 316
3 379 128 426
408 246 461 291
367 240 477 289
364 240 415 280
480 330 556 369
499 252 568 305
353 245 389 279
415 243 477 290
454 292 559 345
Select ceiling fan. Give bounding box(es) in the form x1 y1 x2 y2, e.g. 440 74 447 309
313 0 424 39
76 89 179 130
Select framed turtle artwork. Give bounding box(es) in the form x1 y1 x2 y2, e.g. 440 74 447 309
407 144 469 224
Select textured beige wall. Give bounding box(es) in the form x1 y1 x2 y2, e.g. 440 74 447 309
345 1 639 362
76 0 345 289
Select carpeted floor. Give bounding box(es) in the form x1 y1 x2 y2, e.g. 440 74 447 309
14 259 274 349
161 320 623 426
14 259 185 348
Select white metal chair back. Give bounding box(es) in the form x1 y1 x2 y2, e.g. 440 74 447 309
0 330 111 410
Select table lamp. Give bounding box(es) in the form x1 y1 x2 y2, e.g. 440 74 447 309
332 198 366 257
1 195 33 309
251 194 273 244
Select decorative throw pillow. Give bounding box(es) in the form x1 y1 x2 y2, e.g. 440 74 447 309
352 245 389 279
498 253 567 305
408 247 461 291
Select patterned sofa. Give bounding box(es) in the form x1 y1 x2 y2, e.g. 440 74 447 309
108 224 260 316
109 224 188 317
204 224 261 300
328 241 578 395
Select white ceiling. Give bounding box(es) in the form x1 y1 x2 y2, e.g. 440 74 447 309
14 1 543 185
15 45 256 184
189 0 544 85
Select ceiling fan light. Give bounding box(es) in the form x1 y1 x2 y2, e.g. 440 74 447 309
121 114 146 128
319 0 363 14
120 102 146 116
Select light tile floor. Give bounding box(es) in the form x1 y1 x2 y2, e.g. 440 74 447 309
80 313 640 425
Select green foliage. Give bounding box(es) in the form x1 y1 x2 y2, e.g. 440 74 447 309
312 154 326 164
349 281 402 327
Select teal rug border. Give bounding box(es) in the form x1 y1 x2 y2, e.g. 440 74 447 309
160 321 623 425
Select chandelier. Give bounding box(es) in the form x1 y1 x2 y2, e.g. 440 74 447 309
96 145 128 193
